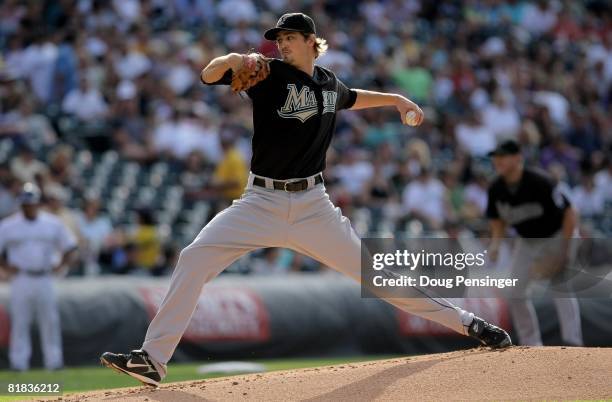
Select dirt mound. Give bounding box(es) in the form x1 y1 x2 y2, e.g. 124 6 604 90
53 347 612 401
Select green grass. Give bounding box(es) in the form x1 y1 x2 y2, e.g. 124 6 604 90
0 355 398 401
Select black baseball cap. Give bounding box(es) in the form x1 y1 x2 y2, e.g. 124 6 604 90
264 13 316 40
488 139 522 157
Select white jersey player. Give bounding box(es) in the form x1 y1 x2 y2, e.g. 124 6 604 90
0 183 77 371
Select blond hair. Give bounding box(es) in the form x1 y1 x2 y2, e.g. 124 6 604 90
301 33 328 58
314 37 328 58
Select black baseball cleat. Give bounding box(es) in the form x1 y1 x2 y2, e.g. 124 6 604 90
100 350 163 387
468 316 512 348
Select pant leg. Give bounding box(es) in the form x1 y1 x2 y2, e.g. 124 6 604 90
287 186 473 335
554 298 583 346
142 188 288 367
508 300 542 346
550 235 583 346
35 277 63 369
9 276 34 371
507 239 543 346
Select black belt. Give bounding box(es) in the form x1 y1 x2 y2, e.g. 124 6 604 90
253 174 323 192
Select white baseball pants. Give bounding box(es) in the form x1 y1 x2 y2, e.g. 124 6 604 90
507 234 583 346
9 274 63 370
142 174 474 370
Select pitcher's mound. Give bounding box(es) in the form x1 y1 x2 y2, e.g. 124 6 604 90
56 347 612 401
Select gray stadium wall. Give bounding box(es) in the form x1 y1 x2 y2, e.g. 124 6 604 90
0 275 610 368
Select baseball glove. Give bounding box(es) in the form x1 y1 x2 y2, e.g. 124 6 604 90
231 53 271 92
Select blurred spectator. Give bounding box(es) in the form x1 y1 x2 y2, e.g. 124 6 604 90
374 142 397 179
455 109 496 157
111 81 152 162
0 166 20 218
164 52 197 95
250 248 293 275
174 0 216 27
61 77 109 123
112 0 142 26
47 144 81 189
1 97 57 149
521 0 559 36
151 243 180 276
130 208 161 273
390 159 412 196
432 65 454 106
316 33 355 79
153 107 184 160
153 105 221 162
112 42 151 81
193 105 223 163
181 150 211 203
21 32 59 103
52 29 79 103
533 85 570 129
594 157 612 201
517 119 542 162
10 143 48 183
440 167 465 223
392 58 433 105
565 110 602 160
211 133 248 202
463 171 489 219
227 20 261 51
108 242 140 275
363 112 400 148
334 148 374 197
547 162 574 204
76 196 114 276
401 167 447 231
481 90 520 141
539 135 580 183
361 159 398 229
572 172 605 218
43 182 81 241
359 0 386 27
217 0 258 25
404 138 431 176
552 4 585 42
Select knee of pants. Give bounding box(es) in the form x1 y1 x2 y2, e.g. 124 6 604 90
176 243 238 278
177 245 204 268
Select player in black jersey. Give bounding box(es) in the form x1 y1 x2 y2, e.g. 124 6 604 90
101 13 511 387
487 139 583 346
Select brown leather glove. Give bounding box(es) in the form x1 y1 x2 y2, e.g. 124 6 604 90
230 53 271 92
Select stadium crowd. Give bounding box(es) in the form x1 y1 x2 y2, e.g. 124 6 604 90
0 0 610 276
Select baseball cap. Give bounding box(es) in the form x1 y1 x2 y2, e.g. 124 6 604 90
18 182 41 205
264 13 316 40
488 139 521 157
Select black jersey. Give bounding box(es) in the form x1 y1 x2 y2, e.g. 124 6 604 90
486 168 571 238
207 59 357 179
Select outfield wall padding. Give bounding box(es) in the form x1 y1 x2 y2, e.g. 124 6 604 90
0 274 610 368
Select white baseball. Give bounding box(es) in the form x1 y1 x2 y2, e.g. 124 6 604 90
405 111 419 126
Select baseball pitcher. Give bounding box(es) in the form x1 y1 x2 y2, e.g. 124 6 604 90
101 13 511 387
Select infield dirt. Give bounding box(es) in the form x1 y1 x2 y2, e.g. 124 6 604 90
47 346 612 401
